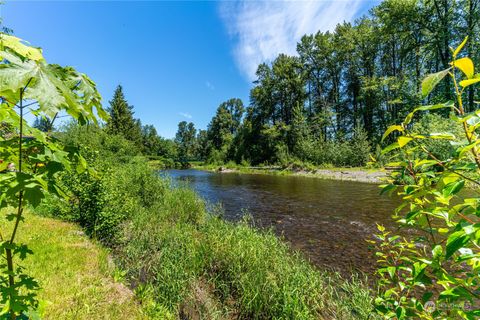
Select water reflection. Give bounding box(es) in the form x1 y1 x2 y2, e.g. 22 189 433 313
165 169 401 276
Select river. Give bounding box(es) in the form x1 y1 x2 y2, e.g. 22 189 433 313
165 169 401 276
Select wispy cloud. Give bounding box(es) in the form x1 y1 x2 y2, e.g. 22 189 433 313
219 0 365 80
179 112 192 119
205 81 215 90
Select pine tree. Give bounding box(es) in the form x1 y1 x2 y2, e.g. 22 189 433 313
33 116 54 132
106 85 142 145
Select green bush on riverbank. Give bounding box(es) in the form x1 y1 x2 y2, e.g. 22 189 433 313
38 125 376 319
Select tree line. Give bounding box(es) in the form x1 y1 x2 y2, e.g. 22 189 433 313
176 0 480 167
53 0 479 168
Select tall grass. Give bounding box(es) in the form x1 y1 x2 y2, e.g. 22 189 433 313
117 185 376 319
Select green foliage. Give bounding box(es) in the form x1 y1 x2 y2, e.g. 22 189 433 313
59 122 141 161
32 116 53 133
177 0 480 169
373 39 480 319
412 113 464 161
207 98 244 150
141 124 178 160
350 123 371 167
39 125 165 246
175 121 197 162
0 33 105 319
293 133 370 168
103 85 175 161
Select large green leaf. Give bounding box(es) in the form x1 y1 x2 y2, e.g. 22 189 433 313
0 34 43 61
397 136 412 147
442 180 464 197
381 142 400 154
428 132 456 140
445 230 469 259
382 125 403 142
403 102 453 125
0 51 38 97
414 101 454 112
0 43 105 123
421 69 450 98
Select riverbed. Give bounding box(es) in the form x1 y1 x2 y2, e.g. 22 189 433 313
165 169 401 276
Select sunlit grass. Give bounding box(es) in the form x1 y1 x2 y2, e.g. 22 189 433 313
3 212 145 320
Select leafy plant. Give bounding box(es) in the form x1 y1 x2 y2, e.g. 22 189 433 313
373 37 480 319
0 33 105 319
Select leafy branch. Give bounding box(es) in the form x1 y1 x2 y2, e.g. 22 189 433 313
0 33 107 319
375 37 480 319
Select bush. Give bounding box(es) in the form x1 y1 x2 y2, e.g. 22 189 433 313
58 122 141 162
39 124 167 246
296 137 369 168
349 124 371 167
412 113 463 161
206 148 226 165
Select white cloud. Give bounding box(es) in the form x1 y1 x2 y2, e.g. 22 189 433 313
219 0 366 81
179 112 192 119
205 81 215 90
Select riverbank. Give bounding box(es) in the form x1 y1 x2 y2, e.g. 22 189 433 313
7 212 144 319
40 166 378 319
38 126 379 319
192 163 387 184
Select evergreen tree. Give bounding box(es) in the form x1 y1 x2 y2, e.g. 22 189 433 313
106 85 142 145
33 116 54 132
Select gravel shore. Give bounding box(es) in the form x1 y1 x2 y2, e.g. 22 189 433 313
213 166 388 183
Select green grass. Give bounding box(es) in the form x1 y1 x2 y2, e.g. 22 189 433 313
5 212 145 320
117 185 378 319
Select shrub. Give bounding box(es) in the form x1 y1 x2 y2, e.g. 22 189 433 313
349 124 371 167
412 113 463 161
0 34 106 318
295 135 370 168
39 125 167 246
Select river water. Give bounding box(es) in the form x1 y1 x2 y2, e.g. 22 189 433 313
165 169 401 276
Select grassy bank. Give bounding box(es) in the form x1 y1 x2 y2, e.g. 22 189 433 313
37 125 378 319
191 162 387 183
2 211 144 319
119 187 376 319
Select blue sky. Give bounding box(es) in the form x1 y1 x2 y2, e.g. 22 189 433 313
1 1 378 138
